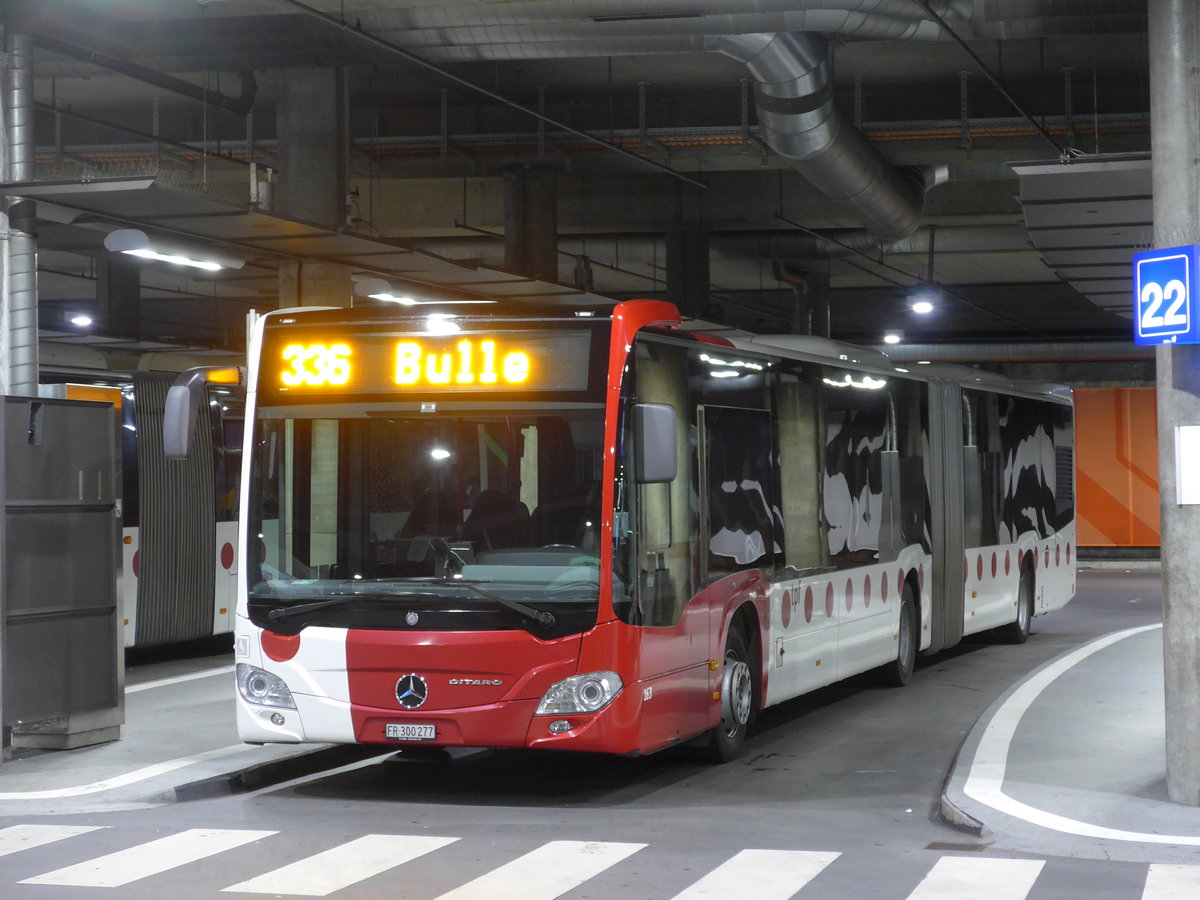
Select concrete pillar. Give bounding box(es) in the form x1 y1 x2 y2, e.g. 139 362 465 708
278 260 353 309
504 165 559 281
1149 0 1200 806
808 272 831 339
98 261 141 339
666 224 709 319
276 68 347 229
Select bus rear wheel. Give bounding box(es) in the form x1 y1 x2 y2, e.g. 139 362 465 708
996 564 1034 644
703 627 754 763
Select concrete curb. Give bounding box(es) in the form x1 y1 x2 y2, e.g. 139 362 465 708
173 745 392 802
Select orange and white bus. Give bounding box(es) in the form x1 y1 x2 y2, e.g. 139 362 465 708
173 299 1075 760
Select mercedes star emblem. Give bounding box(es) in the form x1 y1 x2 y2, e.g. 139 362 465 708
395 674 429 709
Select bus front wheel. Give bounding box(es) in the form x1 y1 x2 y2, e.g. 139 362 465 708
703 627 754 763
872 583 917 687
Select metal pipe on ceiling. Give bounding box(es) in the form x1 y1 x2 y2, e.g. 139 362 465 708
33 34 257 116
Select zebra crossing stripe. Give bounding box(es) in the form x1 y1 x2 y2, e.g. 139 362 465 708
1143 864 1200 899
433 840 646 900
19 828 277 888
0 824 104 858
221 834 459 896
669 849 840 899
906 856 1044 899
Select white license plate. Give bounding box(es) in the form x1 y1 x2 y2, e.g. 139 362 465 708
385 723 436 741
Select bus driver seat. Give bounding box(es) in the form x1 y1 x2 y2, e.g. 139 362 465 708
461 488 532 549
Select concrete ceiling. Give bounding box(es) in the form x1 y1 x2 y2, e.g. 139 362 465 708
7 0 1152 366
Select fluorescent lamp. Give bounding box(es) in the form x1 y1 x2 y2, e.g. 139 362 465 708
353 274 495 307
883 333 902 345
70 314 93 327
104 229 245 271
911 299 934 315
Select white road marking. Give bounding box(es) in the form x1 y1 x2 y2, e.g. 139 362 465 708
960 624 1200 844
0 824 104 858
127 665 235 693
0 743 247 800
669 849 840 899
222 834 459 895
433 840 645 900
906 856 1044 899
20 828 276 887
1143 863 1200 899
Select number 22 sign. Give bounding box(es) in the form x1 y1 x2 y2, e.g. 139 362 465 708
1133 245 1200 345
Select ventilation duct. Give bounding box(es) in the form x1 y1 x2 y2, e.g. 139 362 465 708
716 32 924 241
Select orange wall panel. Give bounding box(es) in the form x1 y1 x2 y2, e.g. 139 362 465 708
1074 387 1160 547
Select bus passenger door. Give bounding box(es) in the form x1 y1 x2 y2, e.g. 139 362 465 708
625 340 709 751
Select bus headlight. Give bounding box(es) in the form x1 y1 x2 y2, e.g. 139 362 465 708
535 671 623 715
236 663 296 709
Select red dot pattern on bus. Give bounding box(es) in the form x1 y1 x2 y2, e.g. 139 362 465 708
774 536 1072 632
262 630 301 663
221 542 235 570
132 550 139 578
956 542 1077 582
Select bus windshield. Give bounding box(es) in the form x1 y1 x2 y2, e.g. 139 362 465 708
248 407 606 638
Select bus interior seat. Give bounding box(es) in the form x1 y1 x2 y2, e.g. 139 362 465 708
461 488 532 549
398 488 459 540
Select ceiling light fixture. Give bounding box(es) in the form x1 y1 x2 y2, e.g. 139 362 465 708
883 333 902 345
70 314 93 327
104 229 245 271
352 274 494 307
908 285 939 315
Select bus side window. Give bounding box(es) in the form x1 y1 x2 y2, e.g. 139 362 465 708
702 406 777 581
822 367 888 569
775 369 825 570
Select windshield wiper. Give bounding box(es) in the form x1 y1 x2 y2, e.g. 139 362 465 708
430 537 556 630
454 579 555 629
266 595 360 623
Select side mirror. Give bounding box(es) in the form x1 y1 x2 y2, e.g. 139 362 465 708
634 402 677 483
163 366 242 460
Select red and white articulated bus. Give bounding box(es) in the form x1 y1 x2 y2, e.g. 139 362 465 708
169 299 1075 761
43 373 243 648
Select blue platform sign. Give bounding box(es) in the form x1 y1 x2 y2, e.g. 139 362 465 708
1133 244 1200 345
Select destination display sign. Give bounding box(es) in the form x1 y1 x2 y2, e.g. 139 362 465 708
260 328 592 397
